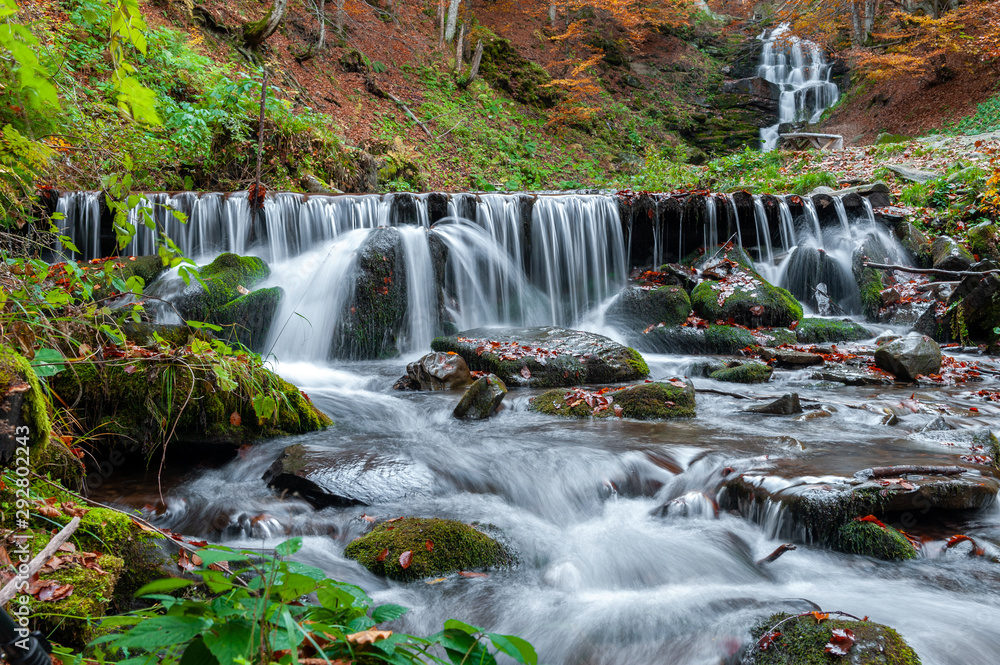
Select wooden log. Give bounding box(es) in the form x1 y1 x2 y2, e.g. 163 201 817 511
863 262 1000 277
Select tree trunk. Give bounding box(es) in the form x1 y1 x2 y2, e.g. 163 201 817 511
849 0 863 46
459 39 483 88
317 0 326 49
444 0 461 42
863 0 879 44
336 0 345 32
549 1 556 26
244 0 289 47
454 23 464 74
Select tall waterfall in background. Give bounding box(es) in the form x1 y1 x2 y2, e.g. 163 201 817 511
758 24 840 151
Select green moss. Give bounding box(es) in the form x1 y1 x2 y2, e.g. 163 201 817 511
111 255 166 287
967 222 1000 261
691 274 802 328
709 362 772 383
834 519 917 561
473 27 561 108
179 253 270 322
0 344 51 450
212 286 283 352
703 324 757 353
625 347 649 377
794 318 873 344
344 517 513 581
530 380 695 419
749 612 921 665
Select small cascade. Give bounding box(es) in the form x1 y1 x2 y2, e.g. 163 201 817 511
398 226 438 352
758 24 840 151
776 197 795 251
702 195 718 252
54 191 101 259
751 195 773 264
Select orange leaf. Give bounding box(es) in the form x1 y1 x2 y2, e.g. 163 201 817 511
230 411 242 426
399 550 413 569
346 629 392 645
458 571 488 578
425 540 433 552
376 548 388 563
809 611 829 623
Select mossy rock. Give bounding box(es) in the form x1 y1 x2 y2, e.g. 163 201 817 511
834 519 917 561
212 286 283 352
474 28 561 108
749 612 921 664
605 285 692 331
967 222 1000 262
344 517 513 581
691 271 802 328
51 358 331 458
0 345 51 460
176 253 270 323
529 380 695 419
432 327 648 388
794 318 873 344
694 245 755 271
709 361 772 383
110 255 167 287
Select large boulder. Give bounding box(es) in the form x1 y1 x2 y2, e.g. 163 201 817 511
931 236 974 272
793 318 873 344
873 335 942 381
431 327 648 388
344 517 513 581
709 361 773 383
605 284 691 331
529 380 695 420
691 249 803 328
748 613 920 664
262 445 433 507
833 518 917 561
453 374 507 420
895 221 932 267
852 235 892 320
744 393 802 415
914 273 1000 347
110 255 167 286
405 352 473 390
175 253 270 322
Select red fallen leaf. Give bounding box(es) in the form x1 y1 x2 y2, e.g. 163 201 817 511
399 551 413 569
810 611 829 622
187 540 208 547
749 305 765 316
613 404 623 417
757 631 782 650
38 582 73 602
386 517 404 523
360 514 376 523
426 540 434 552
825 628 855 656
458 571 488 578
970 406 979 412
855 515 887 529
945 534 985 556
177 550 197 571
123 364 136 374
520 366 531 379
789 320 799 330
376 548 388 562
230 412 242 426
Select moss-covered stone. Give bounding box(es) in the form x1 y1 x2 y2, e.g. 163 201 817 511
453 374 507 420
473 27 561 109
344 517 513 581
529 380 695 419
0 344 51 457
605 285 692 332
749 612 921 665
794 318 873 344
110 255 167 287
211 286 283 352
176 253 270 323
967 221 1000 262
51 358 331 458
709 361 772 383
834 519 917 561
432 327 648 388
691 271 802 328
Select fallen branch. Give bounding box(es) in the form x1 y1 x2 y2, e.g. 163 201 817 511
855 465 965 480
863 262 1000 278
757 543 796 565
0 517 80 606
365 75 433 138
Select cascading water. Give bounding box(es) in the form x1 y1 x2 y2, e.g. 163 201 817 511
758 24 840 151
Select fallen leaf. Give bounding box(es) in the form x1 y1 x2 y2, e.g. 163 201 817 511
825 628 855 656
38 582 73 602
520 366 531 379
230 412 242 426
425 577 448 585
458 571 488 578
376 548 388 563
346 629 392 645
360 514 376 523
758 631 782 651
855 515 887 529
810 611 829 623
425 540 433 552
237 285 250 295
399 550 413 569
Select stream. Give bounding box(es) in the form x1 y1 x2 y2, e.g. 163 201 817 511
92 344 1000 665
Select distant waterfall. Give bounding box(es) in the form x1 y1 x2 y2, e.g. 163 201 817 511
758 24 840 151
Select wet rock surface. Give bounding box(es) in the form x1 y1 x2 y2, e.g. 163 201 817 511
432 327 649 387
453 374 507 420
710 361 773 383
263 444 434 507
931 235 974 272
404 352 473 390
748 612 920 664
530 379 696 420
759 348 824 366
605 284 692 332
874 335 942 381
744 393 802 415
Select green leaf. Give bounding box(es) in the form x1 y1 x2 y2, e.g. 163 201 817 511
134 578 195 597
252 394 277 421
178 636 220 665
487 633 537 665
347 615 375 632
372 604 409 624
202 620 257 663
276 537 303 557
111 615 210 650
195 547 254 567
30 348 66 377
443 619 483 635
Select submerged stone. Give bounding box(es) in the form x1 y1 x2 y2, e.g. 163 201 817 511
605 284 692 331
453 374 507 420
175 253 271 322
748 612 921 664
744 393 802 415
834 518 917 561
344 517 513 581
406 352 473 390
432 327 648 387
529 380 695 420
263 444 433 507
758 348 823 366
709 361 773 383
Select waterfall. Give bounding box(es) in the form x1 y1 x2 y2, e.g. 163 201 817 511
398 226 438 352
54 191 101 259
758 24 840 151
702 196 718 253
751 195 773 264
